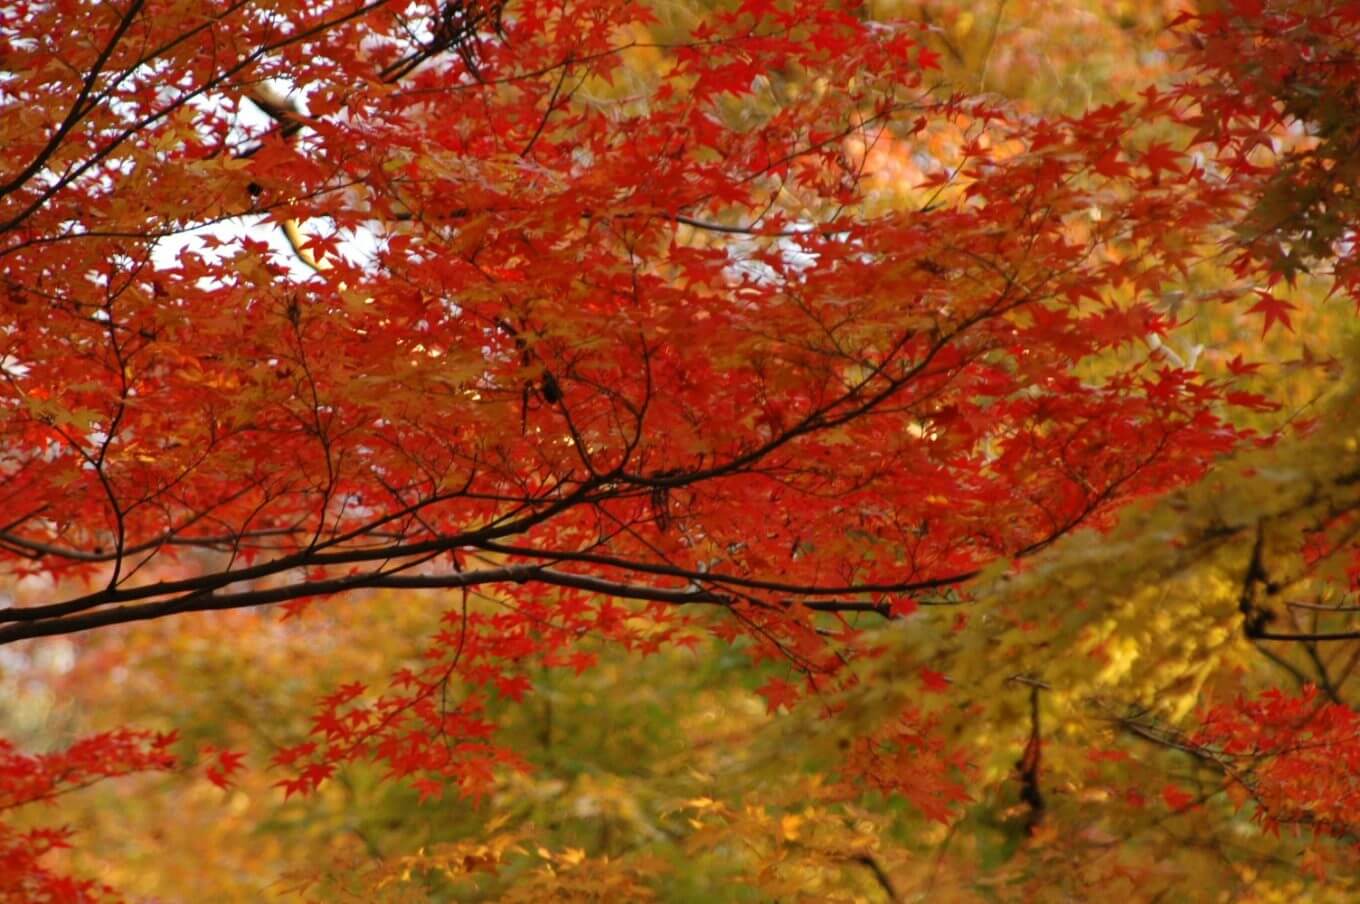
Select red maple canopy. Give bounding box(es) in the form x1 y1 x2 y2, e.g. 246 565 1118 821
0 1 1246 637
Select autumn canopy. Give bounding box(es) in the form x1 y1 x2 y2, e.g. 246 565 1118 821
2 0 1360 899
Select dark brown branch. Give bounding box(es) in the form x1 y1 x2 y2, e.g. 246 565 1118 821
852 854 900 903
1239 526 1278 639
0 563 921 645
1254 628 1360 642
473 540 975 599
1015 680 1044 835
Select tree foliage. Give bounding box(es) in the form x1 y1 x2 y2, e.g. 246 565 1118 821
2 0 1360 898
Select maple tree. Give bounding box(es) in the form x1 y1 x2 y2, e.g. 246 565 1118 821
3 0 1360 898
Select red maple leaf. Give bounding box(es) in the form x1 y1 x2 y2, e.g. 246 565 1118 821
890 597 919 618
412 778 445 803
495 674 534 702
1161 784 1196 812
755 677 800 713
202 747 247 790
1225 354 1264 376
1247 290 1297 336
920 668 951 692
1140 141 1184 178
